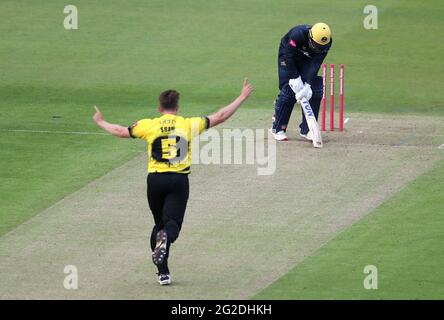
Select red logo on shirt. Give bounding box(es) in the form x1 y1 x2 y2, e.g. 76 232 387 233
289 39 297 47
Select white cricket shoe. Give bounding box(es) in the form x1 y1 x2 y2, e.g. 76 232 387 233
158 273 172 286
300 131 313 141
269 128 288 141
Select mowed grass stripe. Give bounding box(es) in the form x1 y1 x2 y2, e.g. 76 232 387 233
0 131 145 237
255 161 444 300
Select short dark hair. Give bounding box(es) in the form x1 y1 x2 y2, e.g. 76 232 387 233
159 90 179 110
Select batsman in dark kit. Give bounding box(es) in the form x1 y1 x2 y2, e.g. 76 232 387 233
270 23 332 141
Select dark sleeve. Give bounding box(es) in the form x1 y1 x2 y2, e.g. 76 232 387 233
281 28 305 79
204 116 210 129
127 126 136 138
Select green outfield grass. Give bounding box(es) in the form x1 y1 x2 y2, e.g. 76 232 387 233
255 161 444 299
0 0 443 298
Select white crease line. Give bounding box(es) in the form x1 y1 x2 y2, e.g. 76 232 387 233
0 129 108 136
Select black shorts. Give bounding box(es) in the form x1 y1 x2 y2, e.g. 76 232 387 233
146 173 189 230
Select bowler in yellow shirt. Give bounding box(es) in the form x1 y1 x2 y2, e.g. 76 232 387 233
93 79 253 285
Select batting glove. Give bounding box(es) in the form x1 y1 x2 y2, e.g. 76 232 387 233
289 77 304 94
296 83 312 103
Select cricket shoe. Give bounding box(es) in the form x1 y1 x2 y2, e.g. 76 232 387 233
157 273 172 286
300 131 313 141
152 229 168 266
269 128 288 141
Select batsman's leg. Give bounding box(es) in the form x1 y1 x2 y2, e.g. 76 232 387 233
273 84 297 132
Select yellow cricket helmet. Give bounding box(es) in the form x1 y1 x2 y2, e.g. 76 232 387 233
309 23 331 51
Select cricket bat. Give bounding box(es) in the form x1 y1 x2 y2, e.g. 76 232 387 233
300 98 323 148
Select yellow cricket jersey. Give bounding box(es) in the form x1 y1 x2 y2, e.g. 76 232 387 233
128 113 209 174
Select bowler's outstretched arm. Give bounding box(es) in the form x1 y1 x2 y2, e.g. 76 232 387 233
92 106 131 138
207 78 254 128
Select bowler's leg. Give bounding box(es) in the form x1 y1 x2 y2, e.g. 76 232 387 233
157 174 189 275
147 174 166 251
